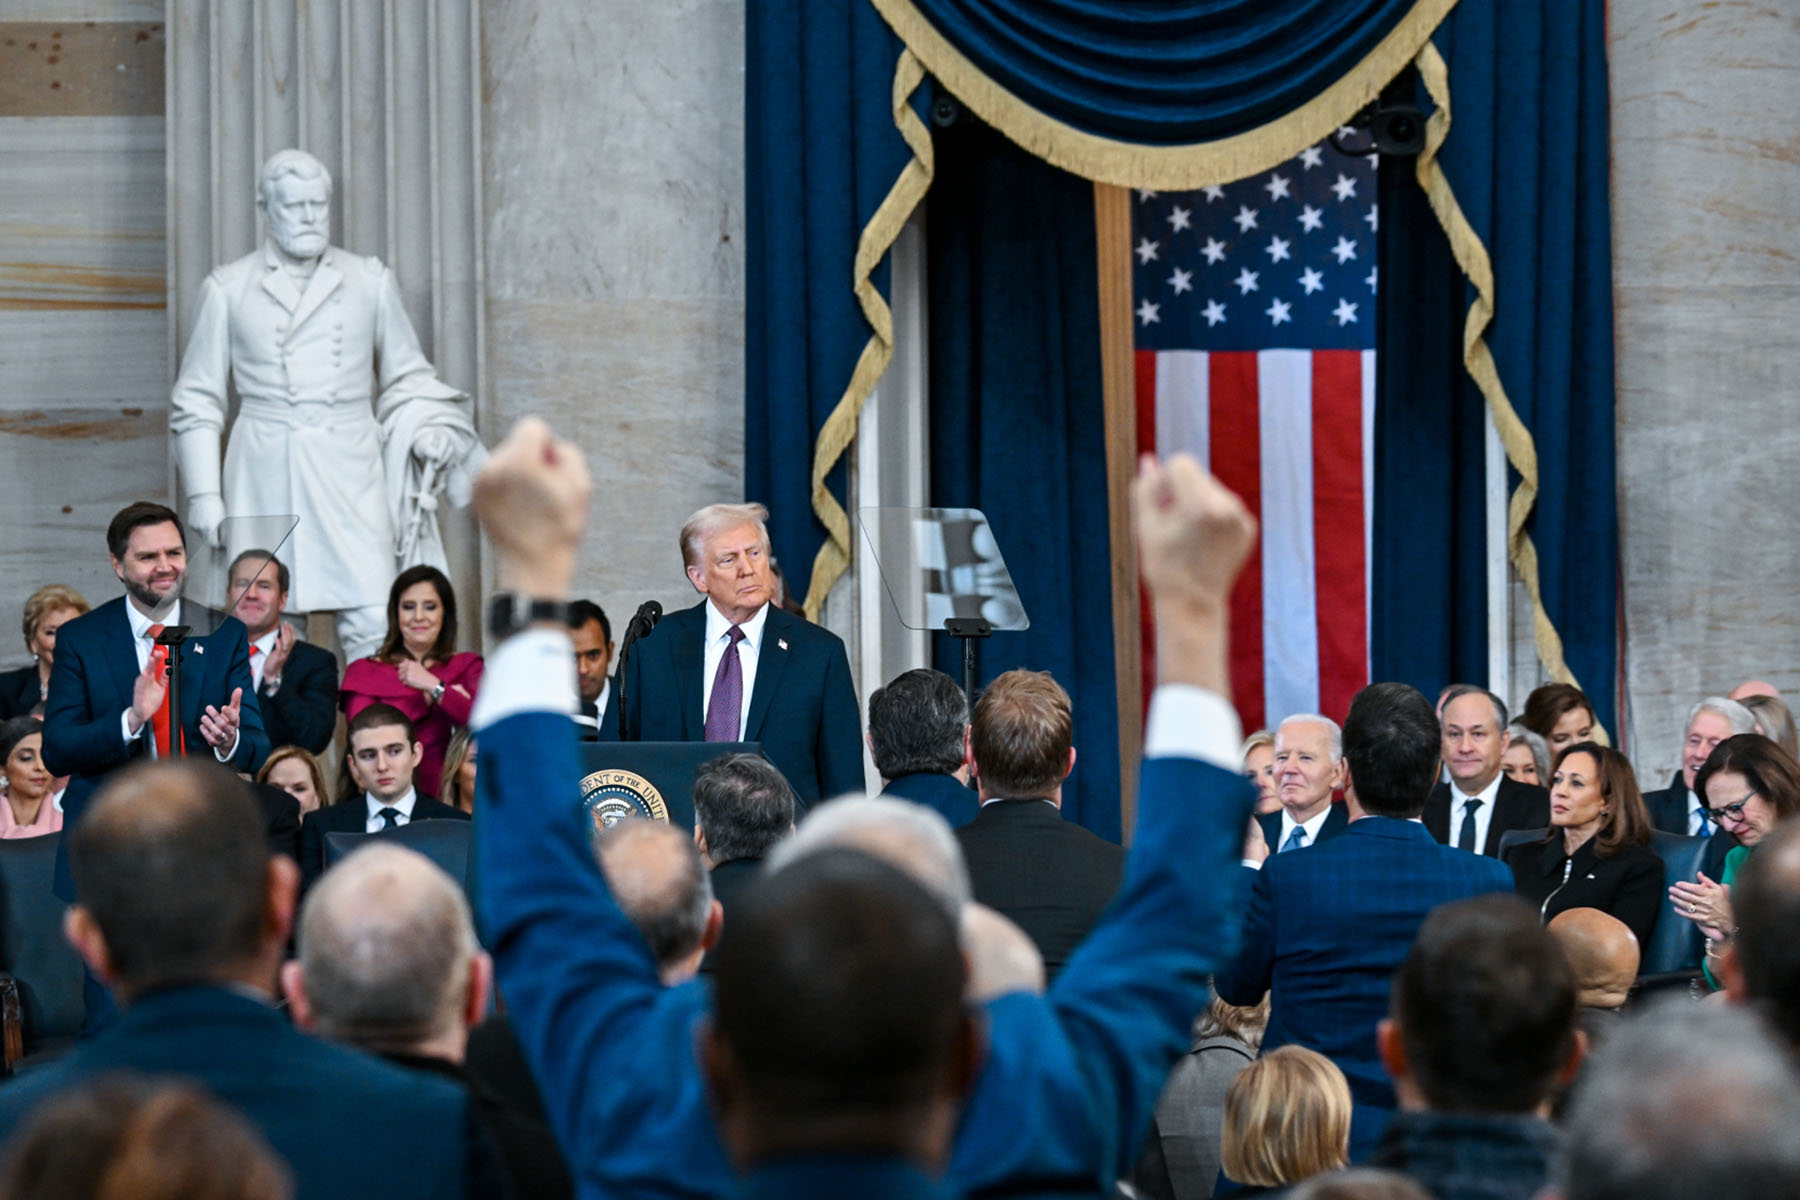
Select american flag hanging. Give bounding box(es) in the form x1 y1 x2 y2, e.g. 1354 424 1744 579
1132 134 1379 732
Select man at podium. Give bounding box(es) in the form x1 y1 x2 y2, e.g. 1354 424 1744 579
621 503 862 809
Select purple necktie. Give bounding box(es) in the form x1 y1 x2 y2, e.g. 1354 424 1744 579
704 625 746 742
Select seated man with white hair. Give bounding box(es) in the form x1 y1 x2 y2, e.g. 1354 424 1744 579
1256 713 1349 857
1642 696 1758 838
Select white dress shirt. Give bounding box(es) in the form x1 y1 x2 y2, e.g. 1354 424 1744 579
121 598 239 762
1673 782 1715 837
364 788 418 832
700 601 769 741
593 678 612 725
249 627 279 691
1450 772 1505 855
1277 805 1333 852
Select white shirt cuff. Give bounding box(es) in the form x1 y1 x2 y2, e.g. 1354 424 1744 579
1242 858 1264 870
121 709 138 744
471 628 579 730
1142 684 1243 771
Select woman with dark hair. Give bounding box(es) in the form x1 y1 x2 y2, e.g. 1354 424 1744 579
1519 683 1596 756
338 565 482 799
1670 733 1800 985
1504 742 1663 947
0 716 60 838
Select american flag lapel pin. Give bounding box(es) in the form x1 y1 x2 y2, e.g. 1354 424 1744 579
778 638 789 652
194 644 204 655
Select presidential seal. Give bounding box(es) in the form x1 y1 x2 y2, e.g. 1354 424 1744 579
580 768 671 834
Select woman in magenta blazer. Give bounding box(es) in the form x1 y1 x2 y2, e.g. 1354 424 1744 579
340 565 482 800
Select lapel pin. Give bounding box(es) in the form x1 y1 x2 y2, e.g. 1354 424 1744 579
778 638 789 652
194 645 204 655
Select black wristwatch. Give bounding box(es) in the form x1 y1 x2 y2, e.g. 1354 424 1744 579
487 594 571 642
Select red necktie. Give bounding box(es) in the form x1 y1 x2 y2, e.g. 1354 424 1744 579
146 624 181 757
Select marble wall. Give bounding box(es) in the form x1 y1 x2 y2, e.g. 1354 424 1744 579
1610 2 1800 778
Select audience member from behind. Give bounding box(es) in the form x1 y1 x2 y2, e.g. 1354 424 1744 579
1285 1169 1431 1200
1505 743 1663 947
0 759 497 1199
1743 691 1799 759
1718 819 1800 1049
1547 1003 1800 1200
701 849 981 1197
1133 992 1268 1200
0 717 60 838
692 752 796 912
255 745 328 817
1217 1046 1351 1196
0 584 88 719
339 564 483 800
1518 683 1595 756
1216 682 1513 1157
1370 895 1581 1200
1547 908 1636 1052
1425 686 1549 857
1259 714 1348 855
1669 733 1800 987
224 550 339 757
594 819 722 984
284 843 571 1200
869 667 978 827
1640 696 1755 838
955 668 1124 976
1501 723 1548 788
0 1074 292 1200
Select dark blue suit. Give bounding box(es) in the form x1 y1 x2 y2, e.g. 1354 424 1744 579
0 986 496 1200
620 602 862 808
257 638 339 755
474 693 1254 1198
881 771 979 828
42 596 270 899
1215 817 1512 1145
1256 802 1349 853
738 1156 954 1200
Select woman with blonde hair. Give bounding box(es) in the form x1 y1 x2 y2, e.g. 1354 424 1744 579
1219 1046 1352 1195
256 746 330 817
0 584 89 718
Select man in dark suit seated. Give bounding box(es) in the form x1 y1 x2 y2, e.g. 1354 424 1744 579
567 598 616 740
297 702 469 887
283 842 571 1200
1257 713 1350 856
1423 686 1550 857
692 752 795 914
954 669 1124 978
595 819 722 984
703 849 980 1200
621 502 863 809
0 759 500 1199
224 549 339 757
870 668 979 828
1641 696 1754 880
1369 896 1584 1200
1215 681 1515 1159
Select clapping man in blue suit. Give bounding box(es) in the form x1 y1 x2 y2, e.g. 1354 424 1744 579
1216 680 1513 1161
465 420 1259 1199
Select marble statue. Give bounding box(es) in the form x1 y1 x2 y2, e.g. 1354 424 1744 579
170 149 484 661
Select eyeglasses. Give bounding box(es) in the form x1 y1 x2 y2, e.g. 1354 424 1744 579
1707 793 1757 824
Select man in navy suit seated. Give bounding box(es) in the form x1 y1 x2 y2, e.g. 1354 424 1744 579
870 667 979 828
223 549 339 757
0 759 500 1199
1256 712 1350 857
465 420 1258 1200
620 502 863 809
1215 680 1514 1160
703 849 980 1200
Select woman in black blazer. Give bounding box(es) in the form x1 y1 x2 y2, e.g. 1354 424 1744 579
0 584 90 720
1505 741 1664 947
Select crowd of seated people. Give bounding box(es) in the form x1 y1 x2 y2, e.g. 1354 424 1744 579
0 430 1795 1200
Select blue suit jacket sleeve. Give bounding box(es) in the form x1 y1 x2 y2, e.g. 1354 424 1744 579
814 636 864 801
1213 863 1275 1006
210 620 269 774
41 620 131 778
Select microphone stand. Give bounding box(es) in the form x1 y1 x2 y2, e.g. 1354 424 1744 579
153 625 192 756
613 601 662 742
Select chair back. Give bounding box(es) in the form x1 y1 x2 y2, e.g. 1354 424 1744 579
1497 826 1548 860
0 833 85 1051
324 818 473 895
1642 831 1707 975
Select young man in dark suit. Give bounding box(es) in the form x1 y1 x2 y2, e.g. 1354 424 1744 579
955 669 1124 977
297 702 469 887
620 502 863 809
224 549 339 757
0 759 500 1199
1423 686 1550 857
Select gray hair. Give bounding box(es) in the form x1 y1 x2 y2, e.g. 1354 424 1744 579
1557 1000 1800 1199
594 819 715 969
692 753 796 864
766 795 970 919
296 844 474 1052
679 502 769 570
1507 722 1551 782
256 148 332 209
1686 696 1758 739
1440 684 1508 731
1276 713 1343 762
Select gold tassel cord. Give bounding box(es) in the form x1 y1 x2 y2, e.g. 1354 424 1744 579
868 0 1461 190
801 49 936 621
1411 41 1604 740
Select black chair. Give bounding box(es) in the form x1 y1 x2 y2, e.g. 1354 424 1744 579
0 832 85 1073
1496 826 1548 860
324 819 473 898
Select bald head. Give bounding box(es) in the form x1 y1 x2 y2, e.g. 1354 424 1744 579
292 844 477 1054
766 795 970 918
596 819 716 980
1730 680 1782 702
69 760 281 999
960 902 1045 1003
1548 908 1639 1010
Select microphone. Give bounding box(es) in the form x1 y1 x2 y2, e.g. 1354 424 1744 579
631 600 663 638
614 600 663 742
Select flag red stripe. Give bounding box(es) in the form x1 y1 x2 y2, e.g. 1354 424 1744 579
1209 353 1265 731
1311 350 1367 723
1134 351 1159 714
